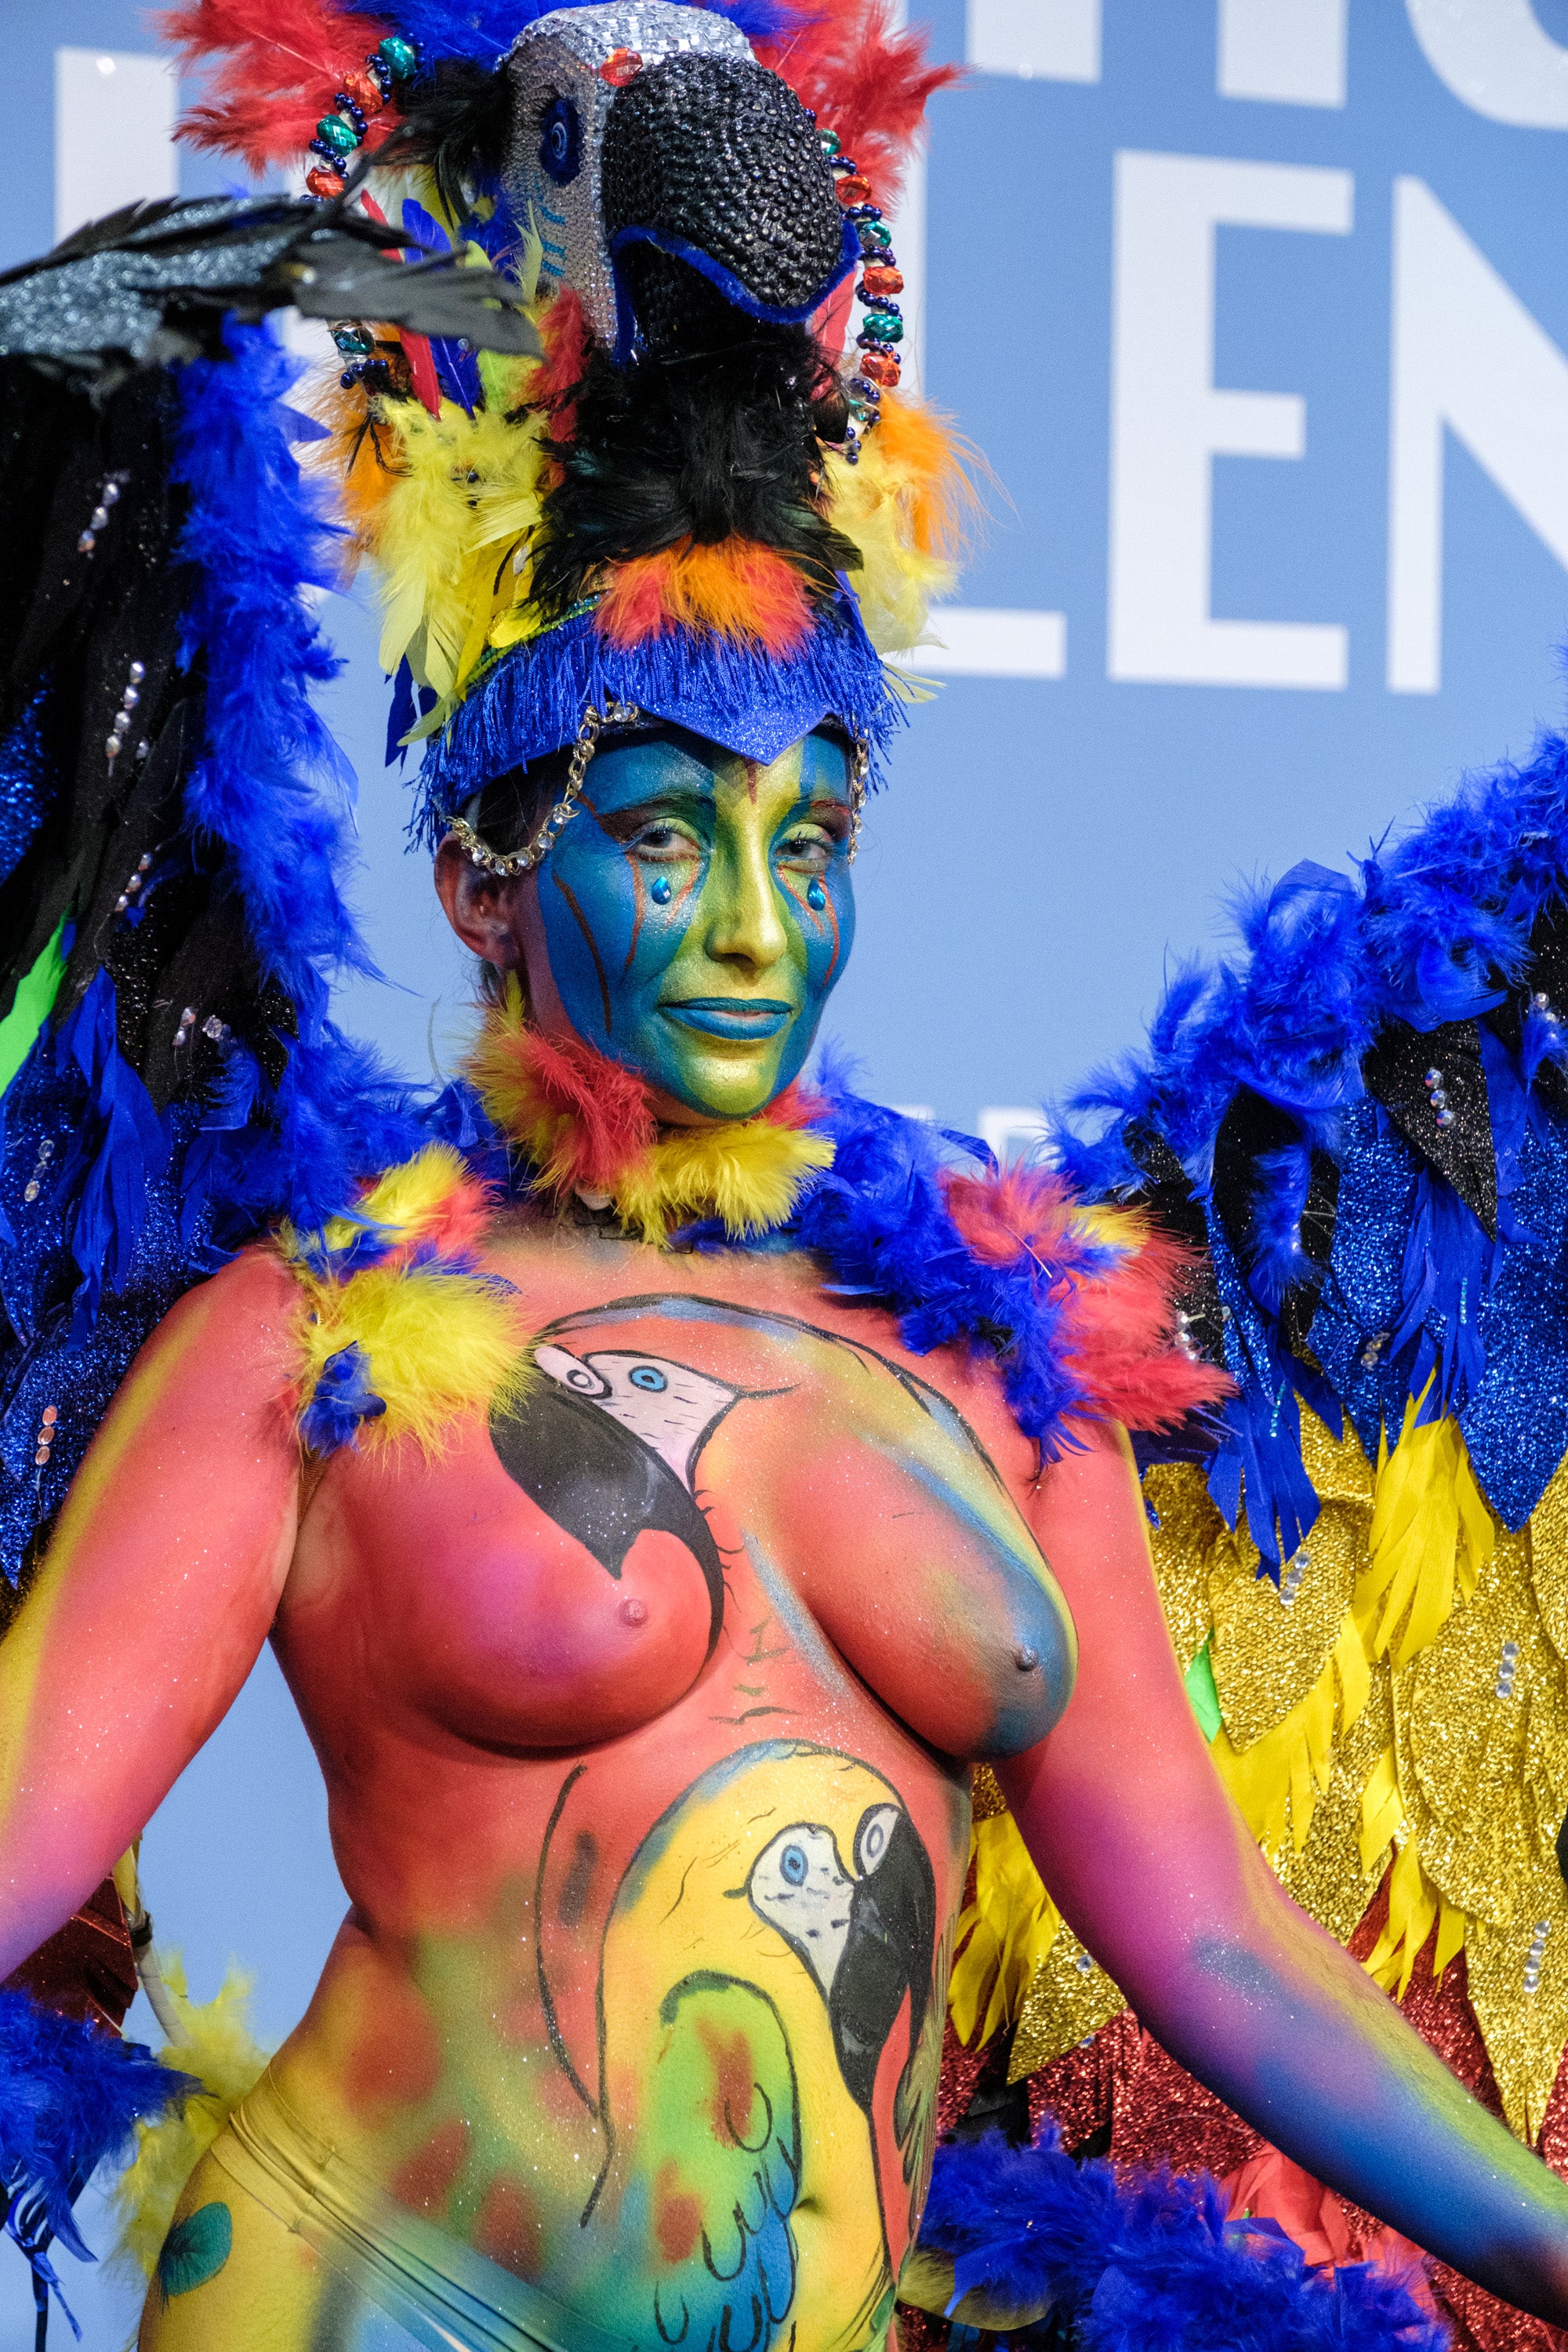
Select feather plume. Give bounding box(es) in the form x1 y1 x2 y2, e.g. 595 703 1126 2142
281 1142 532 1456
918 2129 1445 2352
109 1956 267 2283
823 390 976 652
758 0 960 216
466 989 831 1245
158 0 397 172
596 539 815 655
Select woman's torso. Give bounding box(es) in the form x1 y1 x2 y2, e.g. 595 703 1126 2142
177 1219 1073 2352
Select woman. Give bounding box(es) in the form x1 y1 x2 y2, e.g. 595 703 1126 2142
4 3 1568 2346
4 704 1568 2348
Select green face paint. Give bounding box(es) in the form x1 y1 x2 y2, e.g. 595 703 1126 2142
157 2201 234 2302
533 726 855 1120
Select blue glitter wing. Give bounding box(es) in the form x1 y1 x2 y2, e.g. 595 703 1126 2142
1055 733 1568 1544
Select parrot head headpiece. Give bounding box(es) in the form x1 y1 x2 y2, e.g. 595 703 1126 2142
165 0 969 853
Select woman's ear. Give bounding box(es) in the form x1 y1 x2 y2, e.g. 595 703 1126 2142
434 836 524 968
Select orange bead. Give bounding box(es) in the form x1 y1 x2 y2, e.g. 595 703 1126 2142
834 174 872 208
343 68 385 117
858 349 901 388
859 264 904 299
306 165 346 198
600 47 644 85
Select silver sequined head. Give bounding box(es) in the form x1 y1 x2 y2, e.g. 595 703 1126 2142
506 3 754 346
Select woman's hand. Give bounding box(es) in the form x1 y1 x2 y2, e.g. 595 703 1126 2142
0 1249 303 1981
1000 1419 1568 2322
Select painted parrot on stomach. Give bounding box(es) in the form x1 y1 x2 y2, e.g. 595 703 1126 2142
568 1744 938 2352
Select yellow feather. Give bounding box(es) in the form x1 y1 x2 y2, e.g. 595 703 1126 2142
823 390 978 655
947 1808 1062 2049
614 1122 835 1248
281 1145 532 1457
110 1955 269 2281
352 356 549 725
1359 1391 1493 1665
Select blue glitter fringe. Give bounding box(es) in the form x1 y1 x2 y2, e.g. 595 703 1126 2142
412 597 906 850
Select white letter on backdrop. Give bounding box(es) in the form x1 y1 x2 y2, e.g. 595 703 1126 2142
1404 0 1568 129
967 0 1100 81
1218 0 1348 106
1388 178 1568 693
1108 152 1352 688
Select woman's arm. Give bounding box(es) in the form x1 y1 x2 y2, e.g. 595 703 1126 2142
1000 1418 1568 2322
0 1250 303 1980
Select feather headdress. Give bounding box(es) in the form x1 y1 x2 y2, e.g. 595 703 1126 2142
169 0 968 832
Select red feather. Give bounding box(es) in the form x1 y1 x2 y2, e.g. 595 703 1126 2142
757 0 962 215
944 1167 1233 1436
158 0 395 171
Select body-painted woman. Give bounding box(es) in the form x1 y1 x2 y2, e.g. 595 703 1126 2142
6 721 1568 2350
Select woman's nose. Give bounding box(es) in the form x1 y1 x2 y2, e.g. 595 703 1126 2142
702 800 789 973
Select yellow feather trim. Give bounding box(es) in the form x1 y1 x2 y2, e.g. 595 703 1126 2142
948 1804 1062 2049
280 1143 532 1456
612 1122 836 1249
465 985 836 1249
1360 1390 1494 1664
823 390 978 655
110 1954 269 2280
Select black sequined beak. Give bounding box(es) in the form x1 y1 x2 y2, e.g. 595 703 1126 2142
601 50 858 362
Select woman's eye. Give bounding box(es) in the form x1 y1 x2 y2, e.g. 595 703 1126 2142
775 828 836 869
627 821 700 861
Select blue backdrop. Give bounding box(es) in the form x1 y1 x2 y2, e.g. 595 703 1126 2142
7 2 1568 2340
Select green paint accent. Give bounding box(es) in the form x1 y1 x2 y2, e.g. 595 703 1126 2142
0 916 67 1099
1185 1639 1222 1743
157 2201 234 2302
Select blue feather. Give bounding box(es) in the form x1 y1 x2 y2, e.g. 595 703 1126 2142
919 2129 1446 2352
0 1991 193 2331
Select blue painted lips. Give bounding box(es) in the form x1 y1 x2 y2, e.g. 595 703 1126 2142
661 999 795 1040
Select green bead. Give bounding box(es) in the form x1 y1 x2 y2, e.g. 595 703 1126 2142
378 33 417 79
332 327 373 354
858 220 892 251
818 126 841 155
861 310 903 343
315 113 358 154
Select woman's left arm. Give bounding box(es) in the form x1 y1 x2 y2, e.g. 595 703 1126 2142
998 1417 1568 2323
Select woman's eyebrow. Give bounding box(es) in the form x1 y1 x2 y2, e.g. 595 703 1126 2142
581 781 717 821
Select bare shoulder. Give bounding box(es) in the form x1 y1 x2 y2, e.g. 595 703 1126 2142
134 1243 304 1414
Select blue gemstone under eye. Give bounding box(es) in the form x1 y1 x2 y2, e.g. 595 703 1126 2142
780 1844 808 1886
539 95 581 183
650 877 673 906
806 880 827 910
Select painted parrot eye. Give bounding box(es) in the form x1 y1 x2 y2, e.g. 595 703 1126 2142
629 1364 668 1392
539 96 581 184
779 1844 808 1886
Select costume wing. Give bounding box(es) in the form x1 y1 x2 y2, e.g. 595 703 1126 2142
0 187 536 2332
932 757 1568 2348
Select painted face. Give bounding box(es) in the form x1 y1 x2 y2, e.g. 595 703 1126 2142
529 726 855 1120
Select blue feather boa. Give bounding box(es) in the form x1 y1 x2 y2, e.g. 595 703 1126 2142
0 320 427 1592
920 2131 1446 2352
0 1991 191 2335
1057 740 1568 1559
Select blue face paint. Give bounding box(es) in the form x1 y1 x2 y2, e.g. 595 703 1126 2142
533 727 855 1120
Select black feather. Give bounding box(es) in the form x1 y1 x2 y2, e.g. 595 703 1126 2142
378 59 516 227
528 257 855 623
